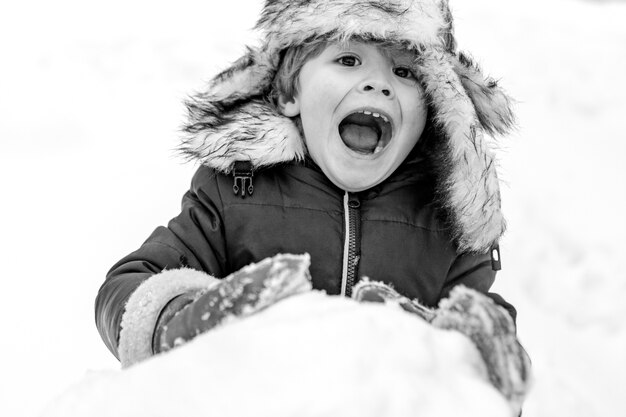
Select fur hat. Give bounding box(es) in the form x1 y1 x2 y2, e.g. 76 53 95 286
179 0 515 254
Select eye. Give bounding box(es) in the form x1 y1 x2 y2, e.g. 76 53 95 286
393 66 416 79
337 55 361 67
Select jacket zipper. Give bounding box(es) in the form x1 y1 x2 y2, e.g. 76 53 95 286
341 191 361 297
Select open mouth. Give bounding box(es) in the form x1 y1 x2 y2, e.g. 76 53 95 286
338 110 392 155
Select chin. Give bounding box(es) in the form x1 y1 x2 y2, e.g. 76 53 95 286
310 133 412 192
327 161 390 192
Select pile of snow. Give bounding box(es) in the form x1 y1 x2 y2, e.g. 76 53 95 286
41 293 510 417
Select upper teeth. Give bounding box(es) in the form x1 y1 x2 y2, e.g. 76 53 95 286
358 110 389 123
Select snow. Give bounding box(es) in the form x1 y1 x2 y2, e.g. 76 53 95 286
41 293 510 417
1 0 625 416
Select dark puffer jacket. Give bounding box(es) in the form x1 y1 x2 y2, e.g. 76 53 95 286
95 156 514 362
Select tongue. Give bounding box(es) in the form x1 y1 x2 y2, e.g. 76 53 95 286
339 123 379 152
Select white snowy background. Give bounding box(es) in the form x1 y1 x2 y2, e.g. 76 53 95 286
1 0 625 415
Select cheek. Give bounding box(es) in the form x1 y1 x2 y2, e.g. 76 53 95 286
396 92 428 154
407 85 428 111
404 93 428 130
301 80 335 110
299 83 339 138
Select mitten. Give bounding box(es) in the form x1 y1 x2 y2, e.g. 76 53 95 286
352 279 436 322
156 253 312 353
432 286 531 415
152 292 197 354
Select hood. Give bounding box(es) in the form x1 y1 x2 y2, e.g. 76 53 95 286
178 0 514 254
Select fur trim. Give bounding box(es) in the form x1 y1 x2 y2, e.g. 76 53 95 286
177 0 514 253
257 0 453 51
118 268 220 368
452 52 516 136
180 99 305 172
417 48 505 252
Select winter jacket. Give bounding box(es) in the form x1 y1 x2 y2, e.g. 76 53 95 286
95 154 515 366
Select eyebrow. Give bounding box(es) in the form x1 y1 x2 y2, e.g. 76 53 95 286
331 40 418 63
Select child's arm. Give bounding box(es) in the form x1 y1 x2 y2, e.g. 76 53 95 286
95 167 227 362
437 251 531 413
440 250 517 323
154 253 312 354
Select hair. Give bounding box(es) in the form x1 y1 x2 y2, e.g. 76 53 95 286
270 37 329 105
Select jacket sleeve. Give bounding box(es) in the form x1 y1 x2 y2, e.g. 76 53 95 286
440 251 517 323
95 167 227 365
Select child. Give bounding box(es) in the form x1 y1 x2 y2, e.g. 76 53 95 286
96 0 530 412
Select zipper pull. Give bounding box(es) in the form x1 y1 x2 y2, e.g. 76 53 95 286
347 194 360 209
490 244 502 271
232 161 254 198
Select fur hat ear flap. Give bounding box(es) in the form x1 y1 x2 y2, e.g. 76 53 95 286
183 46 276 131
179 46 305 172
417 48 506 253
207 46 277 104
451 52 516 137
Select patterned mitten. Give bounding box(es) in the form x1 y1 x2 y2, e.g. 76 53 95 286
157 253 312 353
352 279 436 322
432 286 531 415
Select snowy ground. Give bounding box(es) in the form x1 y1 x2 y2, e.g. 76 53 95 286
1 0 625 416
41 292 513 417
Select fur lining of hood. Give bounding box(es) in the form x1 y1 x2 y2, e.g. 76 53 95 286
178 0 514 254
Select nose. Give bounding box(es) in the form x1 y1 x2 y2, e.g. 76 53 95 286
359 77 394 98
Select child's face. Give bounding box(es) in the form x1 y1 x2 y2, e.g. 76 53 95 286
280 41 428 191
